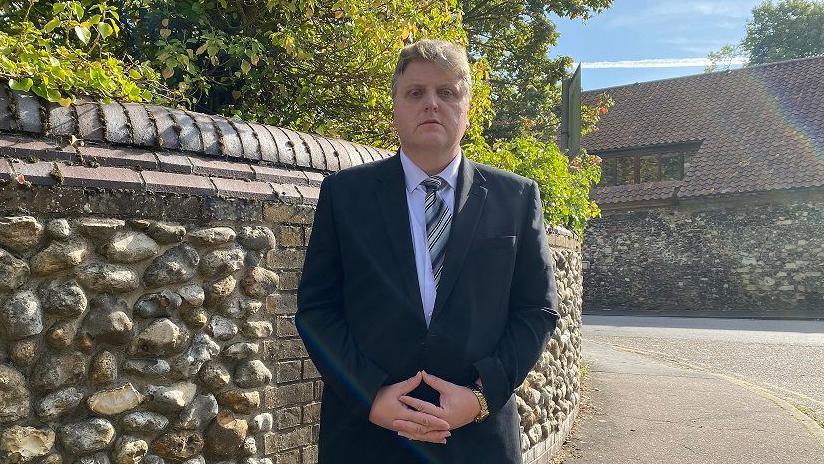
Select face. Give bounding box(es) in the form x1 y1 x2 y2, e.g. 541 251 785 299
392 60 470 156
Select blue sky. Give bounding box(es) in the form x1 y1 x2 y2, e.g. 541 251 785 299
551 0 765 90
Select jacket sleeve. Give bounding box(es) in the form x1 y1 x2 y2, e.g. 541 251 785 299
296 173 388 419
472 180 560 414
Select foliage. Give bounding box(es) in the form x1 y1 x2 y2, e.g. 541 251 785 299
0 0 611 235
704 44 745 73
461 0 613 141
0 1 167 105
706 0 824 70
465 134 601 237
742 0 824 65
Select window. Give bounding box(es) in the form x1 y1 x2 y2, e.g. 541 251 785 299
596 142 699 187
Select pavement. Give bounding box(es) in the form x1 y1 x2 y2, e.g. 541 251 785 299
562 334 824 463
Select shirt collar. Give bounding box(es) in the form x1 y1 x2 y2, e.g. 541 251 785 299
399 148 462 194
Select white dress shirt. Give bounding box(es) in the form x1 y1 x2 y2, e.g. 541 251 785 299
399 149 461 326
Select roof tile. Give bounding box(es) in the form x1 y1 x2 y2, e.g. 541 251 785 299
189 156 254 179
78 145 157 170
211 177 276 200
101 102 131 144
60 164 144 190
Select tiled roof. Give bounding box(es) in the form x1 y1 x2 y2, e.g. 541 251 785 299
583 55 824 204
0 86 392 201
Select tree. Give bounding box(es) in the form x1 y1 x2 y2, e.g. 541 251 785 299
461 0 612 141
742 0 824 65
706 0 824 71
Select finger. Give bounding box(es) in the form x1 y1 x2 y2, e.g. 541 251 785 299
421 370 451 392
397 431 449 445
398 371 423 395
394 420 451 441
399 395 446 418
396 409 451 431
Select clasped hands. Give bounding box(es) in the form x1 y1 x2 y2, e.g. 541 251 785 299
368 370 481 444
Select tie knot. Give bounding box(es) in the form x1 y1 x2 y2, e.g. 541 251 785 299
421 176 446 193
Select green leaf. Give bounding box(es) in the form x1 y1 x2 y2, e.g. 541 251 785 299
8 78 33 92
99 23 113 39
46 89 63 103
70 3 84 19
240 60 251 74
74 25 91 44
44 18 61 33
128 68 142 79
53 2 67 14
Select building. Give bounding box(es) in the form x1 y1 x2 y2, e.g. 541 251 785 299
581 55 824 313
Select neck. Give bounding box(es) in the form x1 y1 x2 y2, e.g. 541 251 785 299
402 145 460 176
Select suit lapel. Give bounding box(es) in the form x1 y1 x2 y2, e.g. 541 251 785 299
374 154 427 328
431 155 487 322
373 153 488 329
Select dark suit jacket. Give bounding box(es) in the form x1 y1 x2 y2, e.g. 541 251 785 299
296 152 559 464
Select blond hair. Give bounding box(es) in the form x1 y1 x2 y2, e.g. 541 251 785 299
391 39 472 99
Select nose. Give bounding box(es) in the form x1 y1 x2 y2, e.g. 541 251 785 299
423 91 438 111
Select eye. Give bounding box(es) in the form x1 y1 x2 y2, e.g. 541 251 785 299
408 88 422 98
439 88 454 98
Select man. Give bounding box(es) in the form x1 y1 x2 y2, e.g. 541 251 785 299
296 39 559 463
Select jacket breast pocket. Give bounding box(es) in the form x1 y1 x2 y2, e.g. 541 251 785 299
472 235 517 250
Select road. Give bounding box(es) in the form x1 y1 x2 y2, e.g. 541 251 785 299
582 315 824 420
556 315 824 463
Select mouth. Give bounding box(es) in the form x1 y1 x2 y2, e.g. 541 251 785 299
419 120 442 127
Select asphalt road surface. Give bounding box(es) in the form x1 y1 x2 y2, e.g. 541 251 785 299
582 315 824 424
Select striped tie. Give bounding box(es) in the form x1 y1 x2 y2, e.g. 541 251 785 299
421 176 452 287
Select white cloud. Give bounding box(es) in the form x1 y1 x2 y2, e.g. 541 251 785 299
578 57 747 69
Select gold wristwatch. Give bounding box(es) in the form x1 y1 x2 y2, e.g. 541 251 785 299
469 385 489 422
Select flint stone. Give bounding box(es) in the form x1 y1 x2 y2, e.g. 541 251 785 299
237 226 275 251
205 411 247 458
0 290 43 339
40 454 61 464
241 437 256 456
40 280 87 318
76 452 110 464
9 338 38 366
179 307 208 330
134 291 182 319
113 436 148 464
177 284 204 309
0 217 43 252
177 394 218 430
173 333 220 378
0 426 55 463
46 319 79 350
59 418 115 455
204 275 236 307
187 227 235 247
242 321 272 339
102 231 160 263
145 222 186 245
142 456 164 464
35 387 83 421
30 352 86 391
0 249 29 292
130 319 189 357
88 383 144 415
122 411 169 435
221 342 259 361
90 350 118 385
30 240 87 275
123 359 170 378
151 431 203 461
76 263 140 293
216 390 260 415
146 382 197 413
46 219 71 240
0 364 30 423
143 244 200 288
239 267 279 299
251 413 273 433
182 456 205 464
199 247 245 279
198 361 231 391
82 295 133 345
234 360 272 388
208 315 237 341
76 218 125 240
